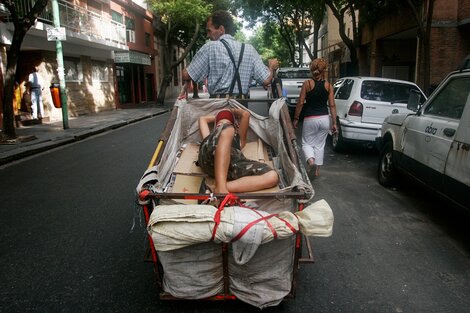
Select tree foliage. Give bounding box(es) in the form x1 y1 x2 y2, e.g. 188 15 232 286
147 0 212 104
1 0 49 138
248 23 291 66
233 0 325 67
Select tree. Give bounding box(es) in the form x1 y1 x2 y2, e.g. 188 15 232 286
323 0 363 75
1 0 49 139
306 0 326 59
404 0 435 93
248 23 291 65
148 0 212 105
234 0 316 67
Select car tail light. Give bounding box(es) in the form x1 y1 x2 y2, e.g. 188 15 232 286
348 101 363 116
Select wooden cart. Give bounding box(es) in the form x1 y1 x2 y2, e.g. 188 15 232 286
137 97 315 308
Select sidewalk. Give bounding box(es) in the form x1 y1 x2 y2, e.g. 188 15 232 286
0 101 173 166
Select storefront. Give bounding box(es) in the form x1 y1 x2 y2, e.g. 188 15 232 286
114 50 154 105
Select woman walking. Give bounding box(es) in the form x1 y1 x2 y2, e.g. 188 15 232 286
292 58 337 178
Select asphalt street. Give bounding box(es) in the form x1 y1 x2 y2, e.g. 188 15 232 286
0 94 469 312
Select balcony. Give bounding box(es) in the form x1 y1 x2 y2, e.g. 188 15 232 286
4 0 127 50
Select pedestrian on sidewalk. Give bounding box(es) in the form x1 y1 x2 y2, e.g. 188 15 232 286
28 66 44 120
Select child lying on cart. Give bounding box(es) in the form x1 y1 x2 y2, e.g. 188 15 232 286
197 109 279 194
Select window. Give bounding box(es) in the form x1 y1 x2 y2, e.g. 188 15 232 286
64 58 82 82
87 0 102 15
424 77 470 119
125 17 135 30
145 32 151 47
335 79 354 100
360 81 424 104
91 61 108 82
125 17 135 43
126 30 135 43
278 69 310 79
111 10 123 24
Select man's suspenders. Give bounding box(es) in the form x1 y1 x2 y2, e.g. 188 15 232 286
220 39 245 97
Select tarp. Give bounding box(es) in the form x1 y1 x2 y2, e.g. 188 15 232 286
136 97 313 201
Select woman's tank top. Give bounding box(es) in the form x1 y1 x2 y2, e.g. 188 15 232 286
303 80 329 117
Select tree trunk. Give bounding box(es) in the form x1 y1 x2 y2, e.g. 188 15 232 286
2 29 26 138
155 19 200 105
325 0 359 75
156 74 172 105
1 0 49 138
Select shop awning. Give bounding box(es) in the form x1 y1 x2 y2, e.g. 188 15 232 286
114 50 151 65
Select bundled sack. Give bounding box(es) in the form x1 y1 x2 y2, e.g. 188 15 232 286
147 199 333 264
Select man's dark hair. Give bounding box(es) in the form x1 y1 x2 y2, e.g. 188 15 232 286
210 10 235 35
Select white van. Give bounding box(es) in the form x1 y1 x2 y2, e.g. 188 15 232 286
377 68 470 211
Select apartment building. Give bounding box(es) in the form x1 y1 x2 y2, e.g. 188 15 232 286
313 0 469 91
0 0 166 124
360 0 470 89
313 6 355 82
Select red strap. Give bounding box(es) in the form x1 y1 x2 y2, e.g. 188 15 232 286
138 189 151 202
237 203 278 239
249 208 278 239
276 216 298 234
211 193 238 241
231 213 278 242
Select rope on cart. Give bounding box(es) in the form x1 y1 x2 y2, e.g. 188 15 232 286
210 193 298 243
211 193 238 241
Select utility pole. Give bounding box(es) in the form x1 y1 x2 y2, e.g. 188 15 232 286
50 0 69 129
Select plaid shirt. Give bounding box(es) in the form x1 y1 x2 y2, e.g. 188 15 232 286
187 34 270 96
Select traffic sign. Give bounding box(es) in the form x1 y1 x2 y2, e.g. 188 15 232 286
47 27 66 41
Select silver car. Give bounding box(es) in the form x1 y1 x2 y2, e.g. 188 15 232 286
276 67 311 117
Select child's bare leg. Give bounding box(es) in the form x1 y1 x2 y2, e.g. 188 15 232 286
214 126 235 193
226 170 279 193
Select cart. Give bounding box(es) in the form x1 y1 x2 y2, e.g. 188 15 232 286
136 96 332 308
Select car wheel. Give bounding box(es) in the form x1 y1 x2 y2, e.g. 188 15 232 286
331 122 346 152
378 140 397 187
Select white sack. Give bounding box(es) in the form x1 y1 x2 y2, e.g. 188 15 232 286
147 199 333 264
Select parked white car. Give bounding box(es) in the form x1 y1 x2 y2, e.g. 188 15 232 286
332 77 427 152
377 68 470 211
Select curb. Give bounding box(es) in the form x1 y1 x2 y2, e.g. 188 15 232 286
0 109 170 166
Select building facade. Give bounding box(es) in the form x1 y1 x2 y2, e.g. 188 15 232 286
314 0 469 92
314 6 355 83
0 0 185 126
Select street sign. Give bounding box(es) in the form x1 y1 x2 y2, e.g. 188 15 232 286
47 27 66 41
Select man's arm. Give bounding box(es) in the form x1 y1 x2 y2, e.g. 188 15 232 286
262 58 279 88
